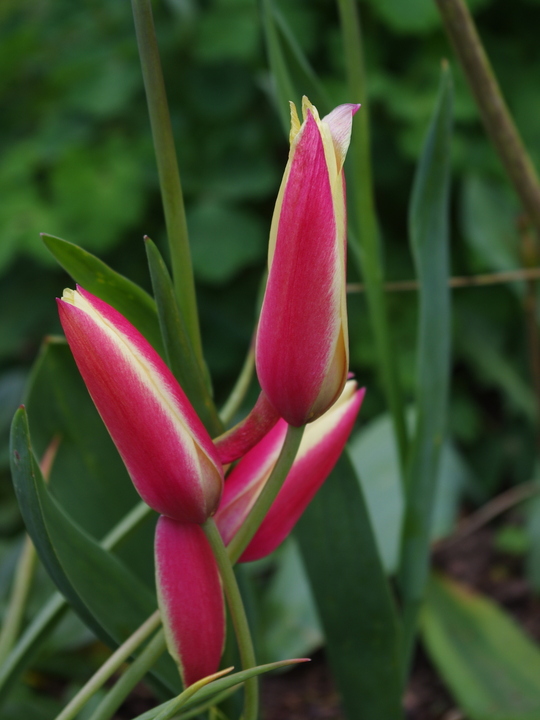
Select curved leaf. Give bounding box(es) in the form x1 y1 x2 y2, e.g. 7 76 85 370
10 407 180 694
41 234 164 356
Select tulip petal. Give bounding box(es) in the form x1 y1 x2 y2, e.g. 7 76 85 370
58 286 223 524
155 517 225 687
214 392 280 465
256 111 345 426
322 103 360 170
215 381 365 561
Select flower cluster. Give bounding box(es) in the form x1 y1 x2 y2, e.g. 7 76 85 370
58 98 361 688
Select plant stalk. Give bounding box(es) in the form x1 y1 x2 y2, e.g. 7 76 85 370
202 519 258 720
87 629 167 720
227 424 305 564
0 536 37 665
0 501 153 705
131 0 203 364
54 611 162 720
219 344 255 426
336 0 408 474
435 0 540 233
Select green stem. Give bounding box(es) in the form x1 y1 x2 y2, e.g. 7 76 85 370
435 0 540 234
87 629 167 720
0 501 153 705
336 0 408 474
54 611 162 720
0 535 37 665
219 345 255 426
101 501 153 551
227 424 305 564
202 519 258 720
131 0 203 364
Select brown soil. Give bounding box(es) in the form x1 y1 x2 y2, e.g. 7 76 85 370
261 521 540 720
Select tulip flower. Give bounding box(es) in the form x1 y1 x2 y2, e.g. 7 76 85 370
57 286 223 524
215 379 364 562
256 98 360 427
155 518 225 687
156 380 363 685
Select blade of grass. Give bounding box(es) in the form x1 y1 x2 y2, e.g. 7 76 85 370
144 237 222 436
295 452 403 719
131 0 203 366
336 0 409 475
398 63 453 675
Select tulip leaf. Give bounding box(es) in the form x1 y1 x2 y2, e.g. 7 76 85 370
398 62 453 663
24 339 154 562
261 0 330 131
421 574 540 720
10 407 181 695
144 237 222 437
131 659 308 720
294 452 403 720
41 233 164 356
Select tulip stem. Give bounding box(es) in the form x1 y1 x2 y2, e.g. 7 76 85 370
131 0 204 367
202 518 258 720
0 535 37 666
227 424 306 565
53 611 162 720
86 629 167 720
220 345 255 426
337 0 409 475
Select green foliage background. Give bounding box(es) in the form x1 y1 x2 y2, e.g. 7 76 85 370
1 0 540 711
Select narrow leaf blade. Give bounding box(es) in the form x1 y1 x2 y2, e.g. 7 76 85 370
144 237 221 436
294 452 403 720
422 574 540 720
10 407 180 694
399 63 453 657
42 234 164 355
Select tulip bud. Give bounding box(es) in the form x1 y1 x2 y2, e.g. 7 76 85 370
155 517 225 686
57 286 223 524
256 98 360 426
215 379 364 561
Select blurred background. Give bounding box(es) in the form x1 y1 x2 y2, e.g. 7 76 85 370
1 0 540 716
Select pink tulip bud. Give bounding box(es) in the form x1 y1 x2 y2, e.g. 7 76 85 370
155 517 225 686
215 379 364 561
57 286 223 524
256 98 360 426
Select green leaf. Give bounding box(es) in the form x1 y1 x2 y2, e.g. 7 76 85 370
144 238 222 437
261 0 330 126
422 573 540 720
132 659 308 720
525 486 540 592
398 63 453 661
349 411 468 574
261 0 298 132
294 452 403 720
41 234 164 356
258 538 322 663
10 407 180 695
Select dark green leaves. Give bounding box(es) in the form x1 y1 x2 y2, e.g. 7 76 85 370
398 63 453 663
10 407 180 695
144 237 222 436
295 453 403 720
422 574 540 720
42 234 164 356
